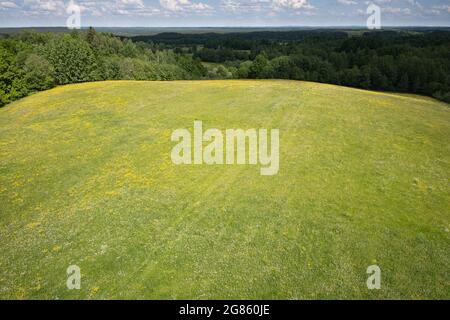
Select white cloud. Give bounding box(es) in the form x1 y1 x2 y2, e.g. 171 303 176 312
337 0 357 5
221 0 270 12
272 0 313 10
19 0 66 16
382 6 411 15
431 5 450 14
0 0 448 25
2 0 158 17
159 0 213 12
0 1 19 9
221 0 313 13
406 0 423 11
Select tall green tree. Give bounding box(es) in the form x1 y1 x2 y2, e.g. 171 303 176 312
44 34 96 85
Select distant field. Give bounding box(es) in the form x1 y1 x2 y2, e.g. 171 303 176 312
0 80 449 299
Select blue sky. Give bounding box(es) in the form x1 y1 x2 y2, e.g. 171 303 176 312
0 0 449 27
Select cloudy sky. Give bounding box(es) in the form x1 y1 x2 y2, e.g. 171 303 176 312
0 0 449 27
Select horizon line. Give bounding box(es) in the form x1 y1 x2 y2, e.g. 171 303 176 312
2 25 450 29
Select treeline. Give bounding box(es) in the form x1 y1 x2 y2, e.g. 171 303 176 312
0 28 207 107
1 29 450 106
186 31 450 103
133 30 349 47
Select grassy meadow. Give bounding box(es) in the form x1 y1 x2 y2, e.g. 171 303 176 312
0 80 449 299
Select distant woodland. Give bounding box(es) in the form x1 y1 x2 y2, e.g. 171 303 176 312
1 28 449 106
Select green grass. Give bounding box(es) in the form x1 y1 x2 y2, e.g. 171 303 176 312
0 80 449 300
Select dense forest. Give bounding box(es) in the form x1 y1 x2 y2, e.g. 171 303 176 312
139 30 450 103
1 28 450 107
0 28 206 107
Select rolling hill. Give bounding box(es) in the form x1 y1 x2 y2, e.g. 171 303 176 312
0 80 449 299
